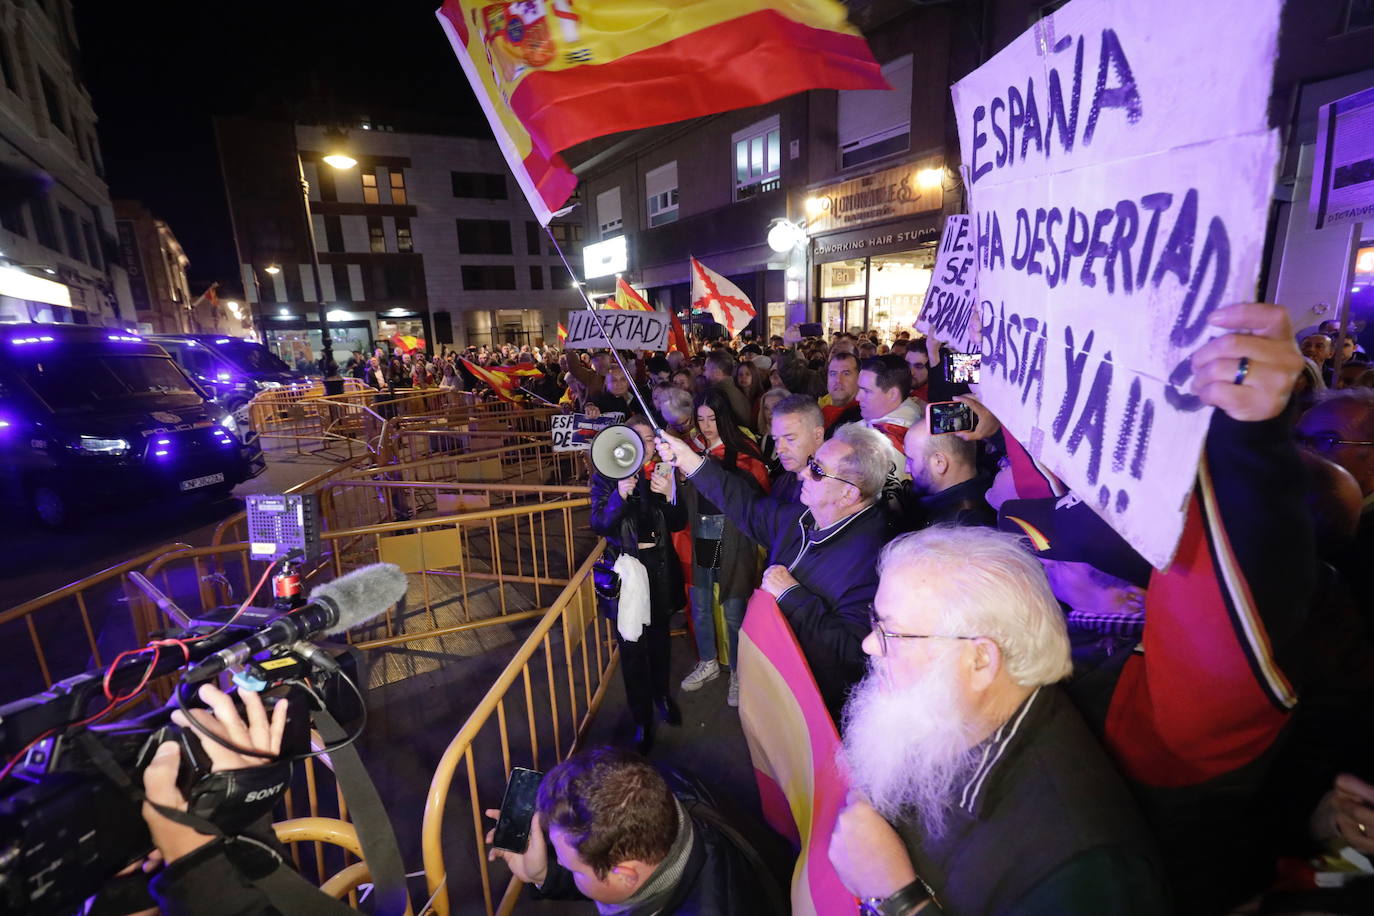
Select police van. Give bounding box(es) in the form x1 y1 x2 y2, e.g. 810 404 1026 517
0 324 266 527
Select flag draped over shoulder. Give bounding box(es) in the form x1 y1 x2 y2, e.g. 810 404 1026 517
690 256 756 337
613 277 654 312
737 590 853 916
435 0 886 223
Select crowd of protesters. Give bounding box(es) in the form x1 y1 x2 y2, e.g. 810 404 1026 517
467 309 1374 916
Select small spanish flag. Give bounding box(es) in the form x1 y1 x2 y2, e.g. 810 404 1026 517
557 322 568 345
614 277 654 312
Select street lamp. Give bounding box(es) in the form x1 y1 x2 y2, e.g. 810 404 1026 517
264 265 281 275
295 129 356 395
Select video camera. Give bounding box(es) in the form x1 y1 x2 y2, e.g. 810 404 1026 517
0 561 405 915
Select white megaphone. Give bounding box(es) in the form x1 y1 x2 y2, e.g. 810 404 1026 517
589 425 646 480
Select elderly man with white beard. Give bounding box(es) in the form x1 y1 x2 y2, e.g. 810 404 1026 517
828 526 1169 916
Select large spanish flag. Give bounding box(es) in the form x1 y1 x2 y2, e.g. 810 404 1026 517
613 276 654 312
436 0 886 223
738 590 854 915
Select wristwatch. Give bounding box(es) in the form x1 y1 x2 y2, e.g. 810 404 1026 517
859 878 933 916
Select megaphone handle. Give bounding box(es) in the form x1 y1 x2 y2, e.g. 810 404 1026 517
587 309 661 434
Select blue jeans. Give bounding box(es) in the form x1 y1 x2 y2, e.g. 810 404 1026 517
690 563 746 668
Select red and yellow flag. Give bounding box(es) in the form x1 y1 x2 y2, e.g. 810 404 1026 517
669 314 690 354
613 276 654 312
557 322 568 344
436 0 886 223
460 358 542 402
738 590 853 915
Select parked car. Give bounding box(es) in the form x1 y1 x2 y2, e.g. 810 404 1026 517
0 324 266 527
146 334 304 434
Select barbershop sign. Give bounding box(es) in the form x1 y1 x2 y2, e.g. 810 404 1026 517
805 160 943 236
953 0 1282 568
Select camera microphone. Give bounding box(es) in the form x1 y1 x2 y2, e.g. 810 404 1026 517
185 563 407 684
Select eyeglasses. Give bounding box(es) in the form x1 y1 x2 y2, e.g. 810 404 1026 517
868 605 977 657
1297 433 1374 451
806 456 859 490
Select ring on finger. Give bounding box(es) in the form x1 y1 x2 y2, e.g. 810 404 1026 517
1360 822 1368 837
1232 355 1251 386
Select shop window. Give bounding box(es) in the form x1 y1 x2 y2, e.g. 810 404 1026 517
362 169 379 204
596 187 622 236
456 218 513 255
733 116 781 201
646 162 679 227
396 217 413 252
529 265 544 290
838 55 912 170
367 216 386 253
389 169 407 205
462 265 517 290
451 171 507 198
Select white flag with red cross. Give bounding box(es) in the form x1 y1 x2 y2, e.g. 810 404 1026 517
690 257 756 338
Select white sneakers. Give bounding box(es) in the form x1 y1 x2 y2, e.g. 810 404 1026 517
681 659 721 691
727 671 740 707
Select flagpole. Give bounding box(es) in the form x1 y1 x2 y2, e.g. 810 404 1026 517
544 225 661 433
518 386 559 407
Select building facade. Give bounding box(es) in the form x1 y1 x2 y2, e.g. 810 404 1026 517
0 0 132 326
113 199 193 334
215 116 583 366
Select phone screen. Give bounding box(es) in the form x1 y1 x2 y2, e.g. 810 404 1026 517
492 766 544 853
928 401 975 435
944 352 982 385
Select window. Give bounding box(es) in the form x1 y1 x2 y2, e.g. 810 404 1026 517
396 217 413 252
389 170 407 205
332 264 352 300
40 70 66 135
733 116 782 201
1345 0 1374 32
456 218 513 255
324 215 345 252
317 165 338 202
461 265 517 290
528 265 544 290
548 223 584 251
1 200 24 236
838 55 912 170
361 169 379 204
367 216 386 253
646 162 679 227
451 171 507 199
526 220 541 255
82 220 101 268
31 199 58 251
550 264 573 289
596 187 622 236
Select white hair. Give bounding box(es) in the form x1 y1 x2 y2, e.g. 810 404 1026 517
831 423 893 501
877 526 1072 686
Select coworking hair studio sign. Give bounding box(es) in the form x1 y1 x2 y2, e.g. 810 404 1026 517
952 0 1282 568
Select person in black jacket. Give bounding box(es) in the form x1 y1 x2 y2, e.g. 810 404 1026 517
589 416 687 754
486 746 782 916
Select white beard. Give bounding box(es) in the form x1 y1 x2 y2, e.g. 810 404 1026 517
839 653 982 840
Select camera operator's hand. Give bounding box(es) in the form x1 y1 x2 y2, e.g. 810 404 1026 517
141 684 287 863
485 810 549 885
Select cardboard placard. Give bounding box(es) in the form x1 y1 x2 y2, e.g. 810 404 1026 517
551 413 624 451
563 309 670 351
914 215 979 352
952 0 1282 568
1310 85 1374 231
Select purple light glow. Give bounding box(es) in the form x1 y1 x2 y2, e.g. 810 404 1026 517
0 420 10 428
11 336 52 345
107 334 141 343
154 449 168 457
156 438 170 445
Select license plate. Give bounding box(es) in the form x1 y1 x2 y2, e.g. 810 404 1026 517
179 472 225 492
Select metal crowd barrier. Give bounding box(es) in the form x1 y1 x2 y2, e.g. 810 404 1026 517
420 544 616 916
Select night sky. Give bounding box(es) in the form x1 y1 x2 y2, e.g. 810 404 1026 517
74 0 487 296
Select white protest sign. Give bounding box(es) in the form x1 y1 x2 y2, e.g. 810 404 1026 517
952 0 1281 569
1310 85 1374 231
564 309 670 351
551 413 623 451
915 215 979 352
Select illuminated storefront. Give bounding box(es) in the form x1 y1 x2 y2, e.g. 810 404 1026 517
806 158 945 340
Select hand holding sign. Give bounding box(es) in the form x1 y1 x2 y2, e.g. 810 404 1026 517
1189 303 1304 423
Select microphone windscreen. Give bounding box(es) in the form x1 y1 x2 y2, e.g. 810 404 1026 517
309 563 409 634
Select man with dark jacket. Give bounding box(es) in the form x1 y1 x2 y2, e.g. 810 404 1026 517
489 746 782 915
901 416 995 529
702 350 753 430
656 422 893 723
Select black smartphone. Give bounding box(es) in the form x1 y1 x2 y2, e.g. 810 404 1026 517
928 400 977 435
944 351 982 384
491 766 544 852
